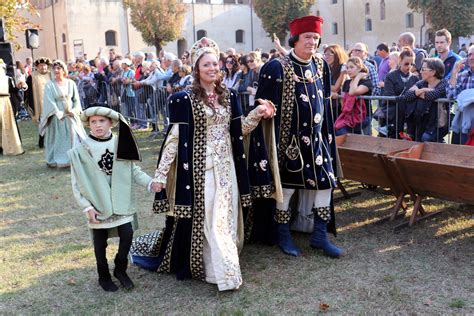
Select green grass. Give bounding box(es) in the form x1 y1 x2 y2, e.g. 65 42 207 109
0 121 473 314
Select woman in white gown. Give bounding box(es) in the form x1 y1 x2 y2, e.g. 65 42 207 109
130 37 274 291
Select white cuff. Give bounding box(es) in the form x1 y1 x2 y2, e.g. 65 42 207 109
82 206 94 213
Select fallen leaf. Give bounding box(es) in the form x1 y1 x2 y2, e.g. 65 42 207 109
67 278 76 286
319 303 330 311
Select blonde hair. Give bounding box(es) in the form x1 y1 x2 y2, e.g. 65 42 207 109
248 51 261 63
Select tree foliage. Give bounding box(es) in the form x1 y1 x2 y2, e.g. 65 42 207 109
0 0 38 49
252 0 315 42
408 0 474 39
123 0 186 54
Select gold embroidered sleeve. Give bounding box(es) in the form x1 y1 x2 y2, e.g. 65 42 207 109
241 107 262 136
154 125 179 183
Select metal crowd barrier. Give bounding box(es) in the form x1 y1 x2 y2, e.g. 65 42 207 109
330 95 462 145
73 77 467 146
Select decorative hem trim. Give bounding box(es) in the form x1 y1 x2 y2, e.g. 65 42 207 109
274 208 291 224
174 204 193 218
251 184 275 199
240 194 252 208
314 206 331 222
152 199 170 214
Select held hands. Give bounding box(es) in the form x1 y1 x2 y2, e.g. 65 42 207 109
255 98 276 119
150 181 166 193
87 208 101 224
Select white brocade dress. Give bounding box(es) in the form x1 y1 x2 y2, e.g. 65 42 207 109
155 103 260 291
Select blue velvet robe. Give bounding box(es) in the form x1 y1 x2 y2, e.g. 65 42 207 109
246 52 339 238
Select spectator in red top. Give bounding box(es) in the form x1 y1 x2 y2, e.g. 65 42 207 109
133 51 145 80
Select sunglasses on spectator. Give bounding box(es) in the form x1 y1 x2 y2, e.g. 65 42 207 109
402 62 416 66
421 67 433 72
226 60 234 64
248 59 255 63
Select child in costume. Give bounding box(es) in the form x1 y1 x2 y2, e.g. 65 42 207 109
68 106 160 291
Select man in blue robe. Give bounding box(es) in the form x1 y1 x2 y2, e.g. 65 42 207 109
248 16 343 258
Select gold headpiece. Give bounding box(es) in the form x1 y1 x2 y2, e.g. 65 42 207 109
190 37 220 66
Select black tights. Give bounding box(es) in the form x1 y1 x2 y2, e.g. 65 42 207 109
93 222 134 268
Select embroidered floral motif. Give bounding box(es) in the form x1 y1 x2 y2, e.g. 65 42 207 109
301 136 311 146
259 159 268 171
313 113 322 124
300 93 309 103
328 134 333 144
98 149 114 175
315 155 323 166
183 163 189 170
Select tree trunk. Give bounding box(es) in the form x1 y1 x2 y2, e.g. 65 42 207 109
154 38 163 56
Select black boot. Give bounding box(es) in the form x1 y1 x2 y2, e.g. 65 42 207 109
97 263 118 292
113 257 134 290
38 135 44 148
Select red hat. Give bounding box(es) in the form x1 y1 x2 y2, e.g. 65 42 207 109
289 16 324 37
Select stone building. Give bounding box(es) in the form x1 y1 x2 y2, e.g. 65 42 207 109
13 0 432 62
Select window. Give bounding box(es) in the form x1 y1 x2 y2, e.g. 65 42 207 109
223 0 235 3
332 23 338 35
316 10 320 16
105 30 117 46
237 0 249 3
195 0 208 3
235 30 244 43
331 0 337 3
62 33 66 43
197 29 207 40
380 0 386 20
405 13 414 28
365 3 370 15
365 19 372 31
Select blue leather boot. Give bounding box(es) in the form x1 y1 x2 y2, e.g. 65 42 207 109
310 208 343 258
277 223 301 257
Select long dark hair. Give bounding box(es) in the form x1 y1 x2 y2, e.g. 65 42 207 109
192 52 227 108
224 54 239 78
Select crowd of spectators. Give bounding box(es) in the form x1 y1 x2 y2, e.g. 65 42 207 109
11 27 474 144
